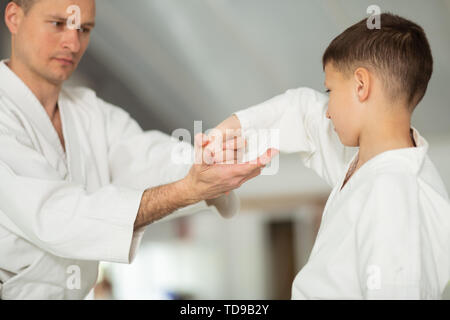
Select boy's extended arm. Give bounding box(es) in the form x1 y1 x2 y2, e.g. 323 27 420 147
213 87 356 187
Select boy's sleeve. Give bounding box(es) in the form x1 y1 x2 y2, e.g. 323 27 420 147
355 173 423 299
234 87 356 187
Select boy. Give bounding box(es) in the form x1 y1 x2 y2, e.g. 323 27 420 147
213 13 450 299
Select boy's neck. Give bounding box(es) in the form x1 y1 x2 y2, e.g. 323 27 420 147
356 110 416 169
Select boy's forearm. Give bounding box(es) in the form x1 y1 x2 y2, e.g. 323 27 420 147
216 114 242 132
232 89 307 132
133 179 198 230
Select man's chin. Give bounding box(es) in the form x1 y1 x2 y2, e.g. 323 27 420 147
48 60 77 81
46 71 73 85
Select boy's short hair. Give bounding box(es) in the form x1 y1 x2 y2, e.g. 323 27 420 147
322 13 433 111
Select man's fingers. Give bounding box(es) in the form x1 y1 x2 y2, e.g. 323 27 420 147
236 148 279 173
256 148 280 166
257 148 280 166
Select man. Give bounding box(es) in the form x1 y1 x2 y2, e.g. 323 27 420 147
0 0 274 299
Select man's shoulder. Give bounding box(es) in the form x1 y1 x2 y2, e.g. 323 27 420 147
61 86 128 125
60 86 127 117
60 86 99 106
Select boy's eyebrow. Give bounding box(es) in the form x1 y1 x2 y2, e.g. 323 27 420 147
45 15 96 28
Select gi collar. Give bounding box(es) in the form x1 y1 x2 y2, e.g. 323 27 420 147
0 59 66 159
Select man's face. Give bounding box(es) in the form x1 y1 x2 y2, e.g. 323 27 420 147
324 63 364 147
13 0 95 84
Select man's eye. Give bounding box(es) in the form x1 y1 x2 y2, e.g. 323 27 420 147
79 27 91 34
325 89 331 94
51 21 64 27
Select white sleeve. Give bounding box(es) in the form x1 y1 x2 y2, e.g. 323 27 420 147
234 87 356 187
100 99 239 221
355 173 423 299
100 99 191 188
0 134 144 264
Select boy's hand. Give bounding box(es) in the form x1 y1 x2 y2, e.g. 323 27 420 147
206 114 246 164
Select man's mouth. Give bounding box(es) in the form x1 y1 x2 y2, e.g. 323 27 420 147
53 58 74 65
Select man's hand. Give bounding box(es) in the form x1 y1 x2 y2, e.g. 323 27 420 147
183 133 278 202
134 131 278 230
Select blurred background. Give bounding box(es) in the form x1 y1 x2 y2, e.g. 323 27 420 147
1 0 450 299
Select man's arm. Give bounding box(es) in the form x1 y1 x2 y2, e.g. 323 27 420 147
133 133 276 230
134 179 197 230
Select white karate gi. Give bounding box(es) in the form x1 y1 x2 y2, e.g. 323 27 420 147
235 87 450 299
0 60 237 299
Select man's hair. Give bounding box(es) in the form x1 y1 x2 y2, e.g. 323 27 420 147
322 13 433 111
10 0 37 14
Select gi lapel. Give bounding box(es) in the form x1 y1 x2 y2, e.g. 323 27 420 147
0 60 68 177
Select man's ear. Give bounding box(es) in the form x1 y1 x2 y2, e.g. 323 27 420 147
5 2 24 35
353 67 371 103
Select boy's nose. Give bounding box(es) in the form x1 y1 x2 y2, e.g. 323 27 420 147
326 109 331 119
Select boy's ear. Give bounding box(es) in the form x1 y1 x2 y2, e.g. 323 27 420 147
5 2 24 35
353 67 371 103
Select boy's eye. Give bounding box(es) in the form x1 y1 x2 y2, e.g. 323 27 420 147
325 89 331 94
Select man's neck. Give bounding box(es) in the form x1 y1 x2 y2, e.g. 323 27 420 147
7 57 61 120
357 109 415 169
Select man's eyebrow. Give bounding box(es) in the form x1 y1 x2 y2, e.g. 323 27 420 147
45 15 96 28
45 14 66 20
81 21 95 28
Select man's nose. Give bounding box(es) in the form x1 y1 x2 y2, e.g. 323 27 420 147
326 109 331 119
62 29 81 53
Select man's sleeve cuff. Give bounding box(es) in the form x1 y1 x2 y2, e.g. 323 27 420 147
102 188 146 264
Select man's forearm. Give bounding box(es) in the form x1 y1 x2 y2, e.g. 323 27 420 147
134 179 198 230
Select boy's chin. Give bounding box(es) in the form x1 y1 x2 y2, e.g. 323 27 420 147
338 135 359 147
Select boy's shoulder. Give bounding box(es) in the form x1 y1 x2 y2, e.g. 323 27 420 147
350 151 420 200
364 150 419 179
358 150 448 201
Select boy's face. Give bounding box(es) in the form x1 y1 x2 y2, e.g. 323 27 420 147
10 0 95 84
324 63 364 147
